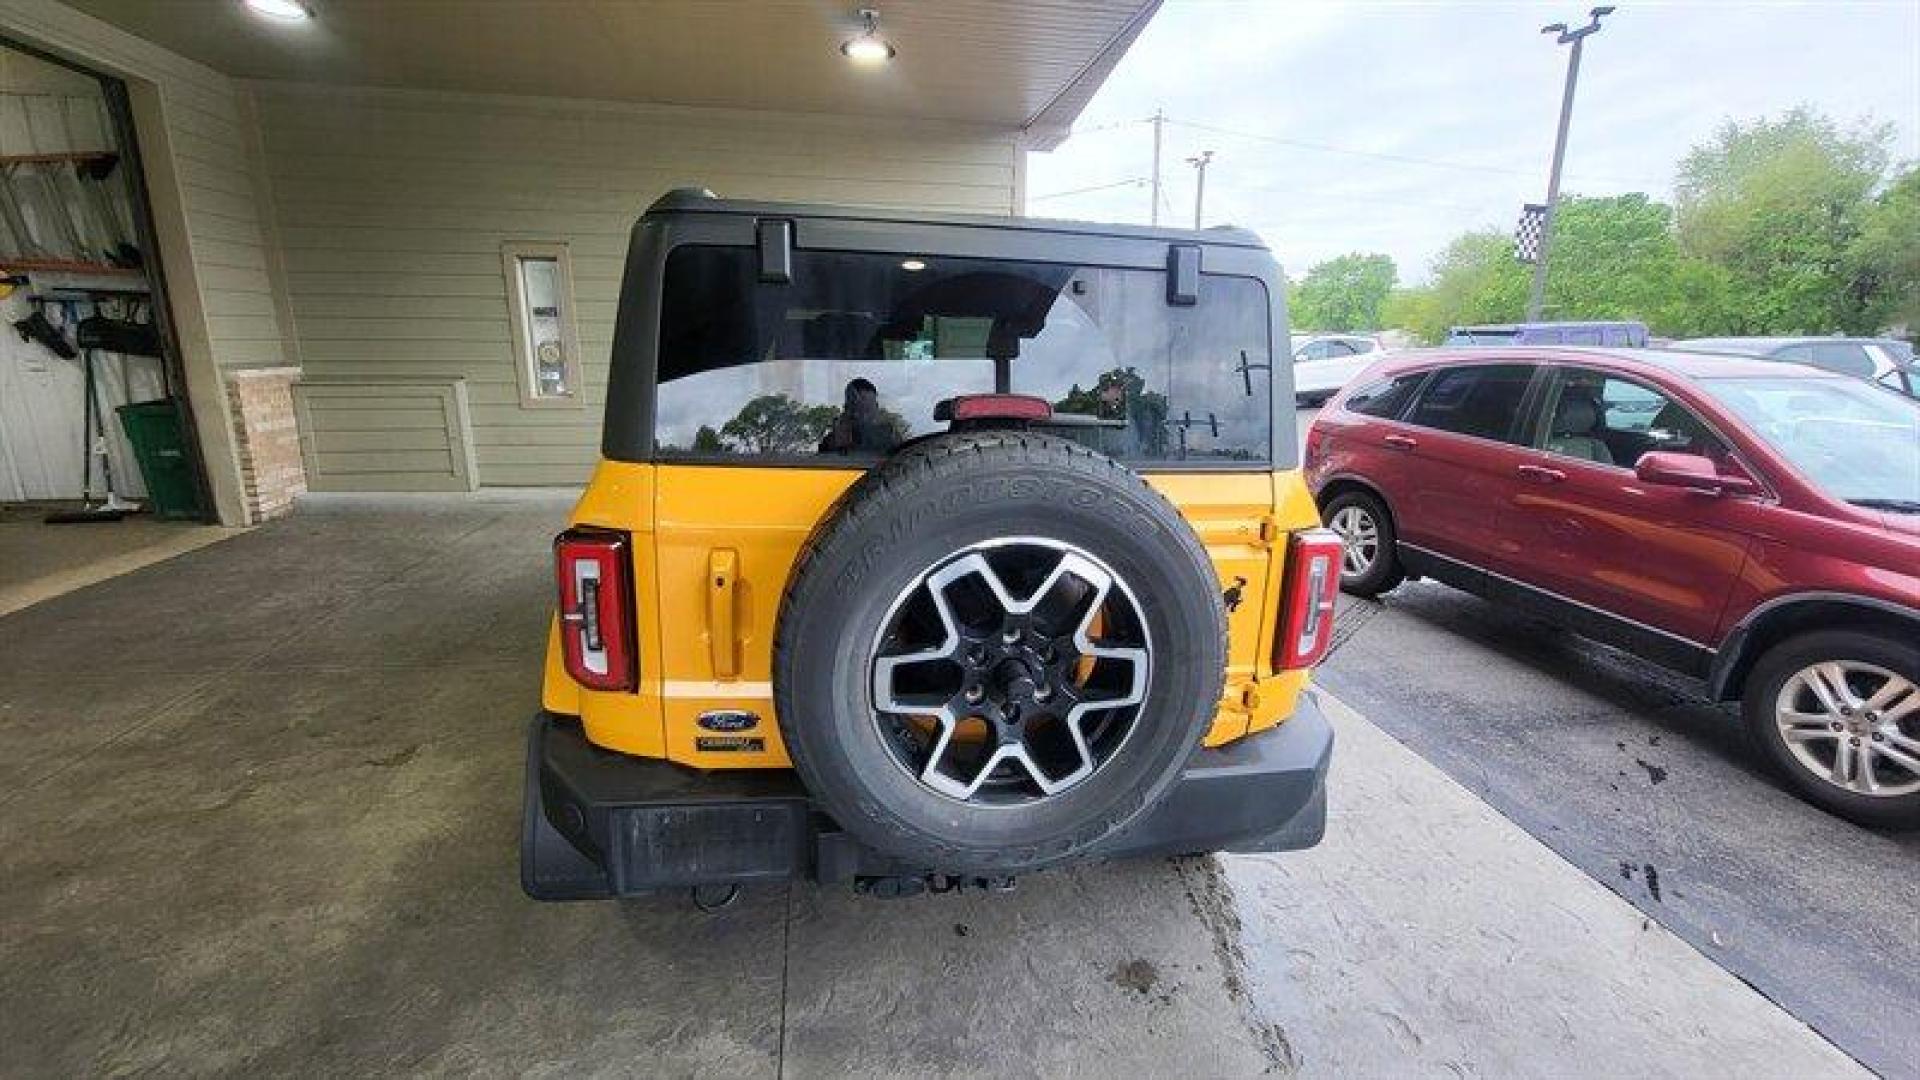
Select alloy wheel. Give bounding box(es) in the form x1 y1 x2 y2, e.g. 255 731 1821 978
869 538 1151 805
1774 661 1920 797
1329 505 1379 578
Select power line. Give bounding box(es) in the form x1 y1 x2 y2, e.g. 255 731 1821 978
1064 116 1151 137
1162 117 1665 189
1028 176 1149 202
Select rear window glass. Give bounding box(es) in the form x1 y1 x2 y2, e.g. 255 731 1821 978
1343 372 1425 418
1807 342 1876 378
653 246 1272 465
1404 364 1534 443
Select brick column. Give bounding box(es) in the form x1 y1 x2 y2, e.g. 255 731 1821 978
226 367 306 522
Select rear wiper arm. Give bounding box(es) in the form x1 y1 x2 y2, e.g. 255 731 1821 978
1848 498 1920 513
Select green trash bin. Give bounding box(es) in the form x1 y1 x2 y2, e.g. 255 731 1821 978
117 398 208 521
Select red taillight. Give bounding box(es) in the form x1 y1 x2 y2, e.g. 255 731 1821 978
1274 528 1344 670
555 528 636 692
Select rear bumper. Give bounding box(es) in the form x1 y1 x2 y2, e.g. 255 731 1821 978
521 698 1333 901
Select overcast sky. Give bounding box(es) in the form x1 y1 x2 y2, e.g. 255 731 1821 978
1025 0 1920 285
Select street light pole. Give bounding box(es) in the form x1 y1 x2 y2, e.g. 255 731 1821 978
1187 149 1214 229
1525 5 1614 322
1149 108 1165 226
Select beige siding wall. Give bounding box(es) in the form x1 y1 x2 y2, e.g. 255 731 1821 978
252 83 1021 487
0 0 294 522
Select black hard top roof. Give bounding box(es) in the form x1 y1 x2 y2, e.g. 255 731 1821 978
642 189 1269 251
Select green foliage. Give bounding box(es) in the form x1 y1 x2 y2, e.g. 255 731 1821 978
718 394 840 454
1674 107 1894 334
691 425 725 452
1378 107 1912 343
1386 230 1529 344
1849 167 1920 328
1289 253 1398 331
1054 367 1169 458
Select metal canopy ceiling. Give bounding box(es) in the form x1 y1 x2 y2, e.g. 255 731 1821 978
63 0 1159 146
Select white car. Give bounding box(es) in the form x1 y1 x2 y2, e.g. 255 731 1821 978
1290 334 1386 404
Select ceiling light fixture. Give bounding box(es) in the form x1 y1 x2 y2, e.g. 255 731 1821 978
901 259 926 271
841 9 895 63
243 0 313 22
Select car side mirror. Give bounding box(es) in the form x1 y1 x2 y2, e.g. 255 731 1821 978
1634 451 1759 496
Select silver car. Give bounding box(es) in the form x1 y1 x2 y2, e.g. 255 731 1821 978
1675 336 1916 398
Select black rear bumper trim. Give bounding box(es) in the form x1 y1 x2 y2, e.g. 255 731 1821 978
522 697 1332 900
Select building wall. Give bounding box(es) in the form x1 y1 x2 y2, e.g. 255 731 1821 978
0 0 295 523
251 83 1022 487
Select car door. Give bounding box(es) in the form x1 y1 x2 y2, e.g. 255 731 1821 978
1387 362 1543 570
1502 364 1758 650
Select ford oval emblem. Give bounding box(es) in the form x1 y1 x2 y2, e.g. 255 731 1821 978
698 709 759 733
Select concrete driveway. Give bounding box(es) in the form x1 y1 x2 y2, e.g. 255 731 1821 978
0 494 1866 1077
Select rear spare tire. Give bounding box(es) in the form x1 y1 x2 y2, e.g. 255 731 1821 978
774 431 1227 873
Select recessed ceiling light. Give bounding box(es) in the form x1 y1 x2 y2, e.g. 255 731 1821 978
901 259 926 271
244 0 312 22
841 9 895 63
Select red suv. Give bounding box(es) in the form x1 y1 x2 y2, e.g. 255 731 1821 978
1305 348 1920 827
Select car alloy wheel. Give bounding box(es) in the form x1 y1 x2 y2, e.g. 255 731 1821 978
869 537 1151 805
1773 661 1920 797
1328 505 1379 579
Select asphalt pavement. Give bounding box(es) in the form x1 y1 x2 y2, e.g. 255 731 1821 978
3 490 1874 1077
1309 523 1918 1076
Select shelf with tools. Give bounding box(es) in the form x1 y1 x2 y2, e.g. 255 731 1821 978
0 257 141 275
0 150 118 167
0 148 140 280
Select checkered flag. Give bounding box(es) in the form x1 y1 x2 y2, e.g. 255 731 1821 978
1514 203 1548 264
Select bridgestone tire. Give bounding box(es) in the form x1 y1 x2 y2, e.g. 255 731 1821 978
773 431 1227 873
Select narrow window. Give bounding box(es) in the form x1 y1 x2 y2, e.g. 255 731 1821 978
503 242 583 408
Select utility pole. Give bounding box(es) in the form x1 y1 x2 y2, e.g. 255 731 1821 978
1525 5 1614 321
1149 108 1166 225
1187 149 1214 229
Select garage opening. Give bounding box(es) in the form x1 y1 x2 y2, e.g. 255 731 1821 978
0 39 223 615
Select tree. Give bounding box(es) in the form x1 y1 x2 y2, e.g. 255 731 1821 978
718 394 839 454
1378 108 1909 343
1410 230 1530 343
692 425 725 452
1290 253 1398 331
1054 367 1168 458
1675 107 1894 333
1383 194 1764 342
1849 166 1920 329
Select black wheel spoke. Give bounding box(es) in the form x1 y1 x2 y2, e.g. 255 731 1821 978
869 540 1151 805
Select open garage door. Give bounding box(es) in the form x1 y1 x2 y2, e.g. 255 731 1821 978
0 39 223 615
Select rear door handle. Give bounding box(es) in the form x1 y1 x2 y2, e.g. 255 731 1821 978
1516 464 1567 483
1383 434 1418 451
708 549 739 679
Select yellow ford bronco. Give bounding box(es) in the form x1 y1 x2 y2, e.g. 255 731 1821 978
523 191 1339 900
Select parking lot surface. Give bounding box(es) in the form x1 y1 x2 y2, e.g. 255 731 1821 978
1292 403 1916 1077
1317 580 1919 1078
0 493 1875 1077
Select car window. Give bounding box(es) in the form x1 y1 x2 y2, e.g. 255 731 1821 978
1534 368 1727 469
1772 344 1817 367
1807 342 1876 378
1403 364 1534 443
1326 340 1357 357
1297 340 1330 361
1701 375 1919 505
1562 328 1602 345
1602 327 1633 347
1343 372 1426 418
652 246 1273 465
